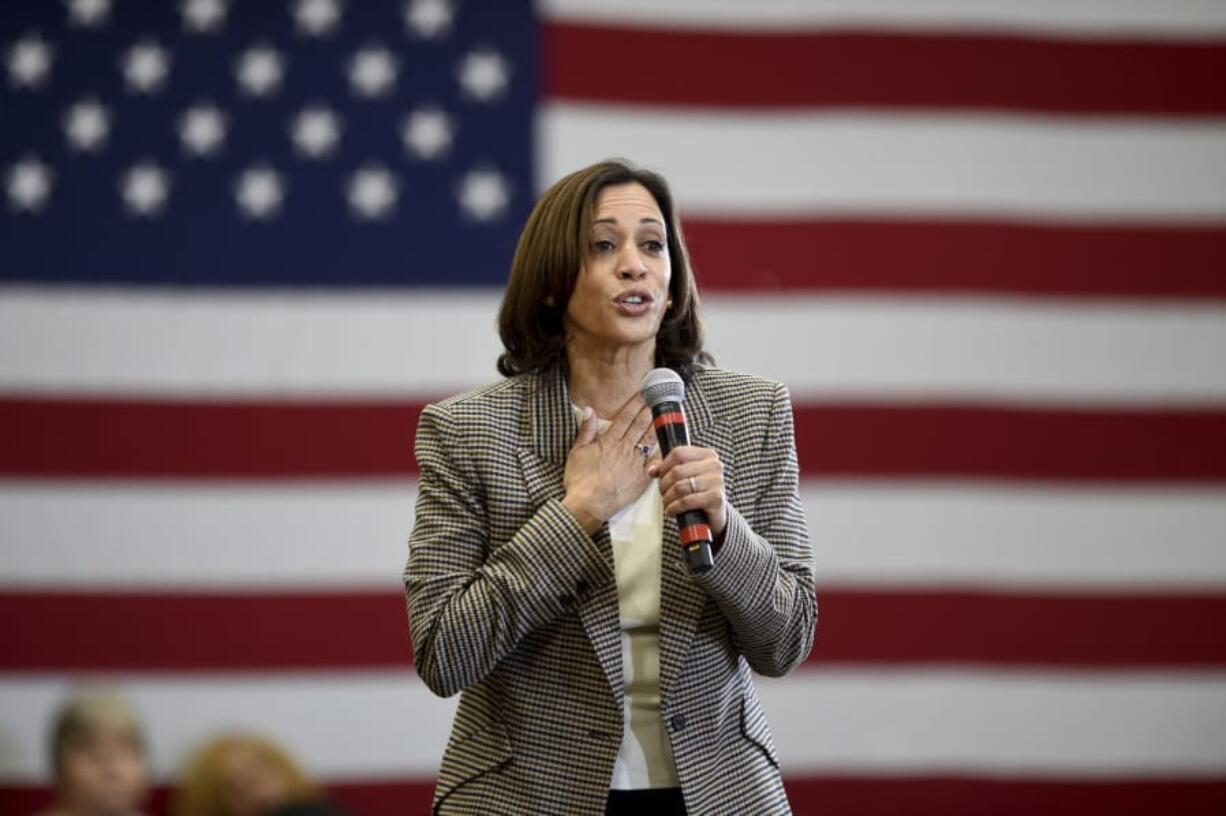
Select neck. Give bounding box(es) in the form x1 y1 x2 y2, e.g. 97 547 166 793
565 335 655 418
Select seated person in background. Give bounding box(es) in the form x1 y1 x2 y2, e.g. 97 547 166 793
39 690 150 816
172 734 346 816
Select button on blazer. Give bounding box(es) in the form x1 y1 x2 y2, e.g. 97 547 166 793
404 364 817 815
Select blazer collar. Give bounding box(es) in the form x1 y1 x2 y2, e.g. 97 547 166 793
529 363 578 467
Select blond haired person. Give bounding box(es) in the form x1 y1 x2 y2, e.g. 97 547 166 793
172 734 342 816
38 691 150 816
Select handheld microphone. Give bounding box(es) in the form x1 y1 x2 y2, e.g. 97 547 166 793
641 368 715 574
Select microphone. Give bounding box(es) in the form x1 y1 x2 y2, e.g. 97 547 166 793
641 368 715 574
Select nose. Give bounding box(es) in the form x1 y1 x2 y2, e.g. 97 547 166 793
617 246 648 280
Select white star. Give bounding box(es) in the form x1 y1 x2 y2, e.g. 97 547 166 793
182 0 227 33
457 167 510 222
348 46 397 98
236 44 286 97
457 48 509 102
290 105 342 159
63 98 111 152
67 0 111 28
120 161 170 217
401 107 453 160
178 103 227 157
234 164 285 220
347 165 398 220
404 0 455 39
7 33 55 89
295 0 342 37
6 156 54 213
122 40 171 94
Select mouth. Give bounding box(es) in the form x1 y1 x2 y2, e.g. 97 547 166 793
612 289 655 316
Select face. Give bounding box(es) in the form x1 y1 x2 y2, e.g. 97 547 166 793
216 744 296 816
58 730 148 816
564 182 672 356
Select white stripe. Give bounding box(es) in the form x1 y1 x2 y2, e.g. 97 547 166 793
1 669 1224 782
760 669 1226 776
541 107 1226 221
541 0 1226 38
4 288 1226 404
4 481 1225 591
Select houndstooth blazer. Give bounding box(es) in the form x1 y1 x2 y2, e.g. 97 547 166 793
404 363 816 815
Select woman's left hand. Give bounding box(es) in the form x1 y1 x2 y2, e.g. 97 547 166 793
648 445 727 539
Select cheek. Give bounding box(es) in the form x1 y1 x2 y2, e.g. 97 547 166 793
61 755 96 789
566 266 603 322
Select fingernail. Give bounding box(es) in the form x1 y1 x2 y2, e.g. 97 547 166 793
583 406 593 420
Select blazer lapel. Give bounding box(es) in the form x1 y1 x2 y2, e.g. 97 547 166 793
658 372 735 701
515 366 624 701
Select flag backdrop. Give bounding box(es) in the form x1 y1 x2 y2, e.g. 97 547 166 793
3 0 1226 813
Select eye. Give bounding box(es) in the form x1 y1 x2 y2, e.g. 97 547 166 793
643 240 665 254
591 239 615 253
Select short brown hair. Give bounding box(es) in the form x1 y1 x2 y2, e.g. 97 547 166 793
496 158 711 377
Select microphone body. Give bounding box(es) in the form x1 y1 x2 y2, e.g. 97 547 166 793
649 399 715 574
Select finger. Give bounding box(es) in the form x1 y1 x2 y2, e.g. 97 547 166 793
657 455 720 495
575 405 599 445
662 472 722 507
646 455 663 478
660 445 708 466
665 489 721 518
608 394 648 440
624 403 655 445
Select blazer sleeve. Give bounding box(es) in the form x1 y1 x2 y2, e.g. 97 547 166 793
692 382 817 677
403 401 613 698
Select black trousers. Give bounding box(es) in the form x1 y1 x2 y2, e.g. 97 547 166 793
605 788 686 815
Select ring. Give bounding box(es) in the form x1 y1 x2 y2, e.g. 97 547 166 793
637 444 652 459
689 477 699 494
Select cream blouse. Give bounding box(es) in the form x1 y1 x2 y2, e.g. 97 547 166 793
573 406 680 789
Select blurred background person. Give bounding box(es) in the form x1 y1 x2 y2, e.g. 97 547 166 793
37 690 149 816
172 734 346 816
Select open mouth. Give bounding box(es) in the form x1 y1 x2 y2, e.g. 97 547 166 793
612 290 655 316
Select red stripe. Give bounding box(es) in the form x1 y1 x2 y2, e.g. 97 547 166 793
810 589 1226 667
544 23 1226 114
0 591 413 672
3 397 1224 481
793 403 1226 481
679 522 713 545
4 777 1226 816
684 219 1226 297
653 410 686 429
0 397 424 478
4 589 1224 671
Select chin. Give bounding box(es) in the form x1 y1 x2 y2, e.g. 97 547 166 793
603 325 658 348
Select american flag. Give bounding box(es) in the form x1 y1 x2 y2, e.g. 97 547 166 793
3 1 1226 814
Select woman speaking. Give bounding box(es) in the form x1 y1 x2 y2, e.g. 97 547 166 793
404 159 816 815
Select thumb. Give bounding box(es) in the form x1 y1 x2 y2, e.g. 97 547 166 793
576 406 599 445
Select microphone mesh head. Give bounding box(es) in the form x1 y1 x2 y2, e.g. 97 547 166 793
641 367 685 408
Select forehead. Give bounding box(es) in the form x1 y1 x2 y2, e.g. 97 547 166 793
592 182 663 224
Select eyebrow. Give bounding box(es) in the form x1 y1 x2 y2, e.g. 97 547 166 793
592 217 664 227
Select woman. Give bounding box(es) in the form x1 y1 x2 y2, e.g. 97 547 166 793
405 159 816 815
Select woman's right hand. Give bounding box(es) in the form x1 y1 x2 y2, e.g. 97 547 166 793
561 395 658 535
